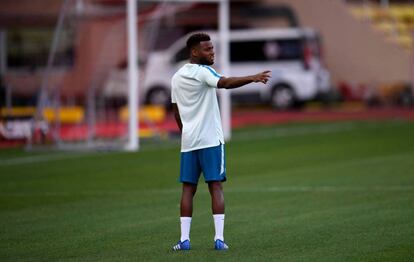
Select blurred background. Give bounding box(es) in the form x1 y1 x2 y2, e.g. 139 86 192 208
0 0 413 150
1 2 414 260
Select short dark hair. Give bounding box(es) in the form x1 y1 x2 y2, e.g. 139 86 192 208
186 33 211 50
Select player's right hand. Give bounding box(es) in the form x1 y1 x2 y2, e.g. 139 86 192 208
253 70 271 84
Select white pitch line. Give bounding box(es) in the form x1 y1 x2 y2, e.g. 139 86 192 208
0 185 413 198
0 121 405 166
226 185 414 193
0 152 98 167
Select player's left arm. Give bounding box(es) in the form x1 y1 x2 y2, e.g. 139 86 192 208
172 103 182 133
217 70 271 89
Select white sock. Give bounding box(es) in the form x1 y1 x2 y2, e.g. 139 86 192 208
213 214 225 241
180 217 192 242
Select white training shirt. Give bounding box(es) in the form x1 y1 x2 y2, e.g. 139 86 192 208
171 63 225 152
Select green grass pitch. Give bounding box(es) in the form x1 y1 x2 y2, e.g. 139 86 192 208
1 120 414 261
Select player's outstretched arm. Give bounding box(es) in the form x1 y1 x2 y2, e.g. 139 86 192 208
217 70 271 89
172 103 182 133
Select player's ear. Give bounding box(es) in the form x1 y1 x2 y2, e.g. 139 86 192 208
191 46 199 57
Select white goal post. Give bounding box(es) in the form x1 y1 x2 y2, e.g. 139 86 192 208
126 0 231 151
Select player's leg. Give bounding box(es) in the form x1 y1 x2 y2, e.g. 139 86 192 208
172 183 197 251
208 181 227 250
173 151 200 251
180 182 197 217
208 181 224 214
200 144 229 250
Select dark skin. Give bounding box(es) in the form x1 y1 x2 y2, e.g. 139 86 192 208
173 40 271 216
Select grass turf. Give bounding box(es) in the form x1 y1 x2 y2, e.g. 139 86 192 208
0 120 413 261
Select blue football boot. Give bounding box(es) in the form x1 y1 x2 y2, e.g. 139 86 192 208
172 239 190 251
214 239 229 250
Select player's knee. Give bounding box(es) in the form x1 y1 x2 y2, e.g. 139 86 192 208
208 181 223 193
183 183 197 196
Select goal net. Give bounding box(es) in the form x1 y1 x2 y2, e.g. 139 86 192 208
28 0 231 151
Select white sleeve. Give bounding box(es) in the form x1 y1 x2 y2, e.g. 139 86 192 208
199 65 221 88
171 88 176 103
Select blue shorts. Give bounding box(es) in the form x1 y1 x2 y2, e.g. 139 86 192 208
180 144 226 184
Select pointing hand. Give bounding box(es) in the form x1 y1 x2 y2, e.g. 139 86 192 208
252 70 271 84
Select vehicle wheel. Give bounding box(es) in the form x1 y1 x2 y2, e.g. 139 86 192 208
270 85 296 110
146 87 170 108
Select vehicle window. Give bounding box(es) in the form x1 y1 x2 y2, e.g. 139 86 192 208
230 39 303 62
173 46 189 63
307 35 321 58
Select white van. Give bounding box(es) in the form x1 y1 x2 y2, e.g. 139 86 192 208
104 28 331 109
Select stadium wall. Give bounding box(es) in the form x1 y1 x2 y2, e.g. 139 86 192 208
264 0 412 85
